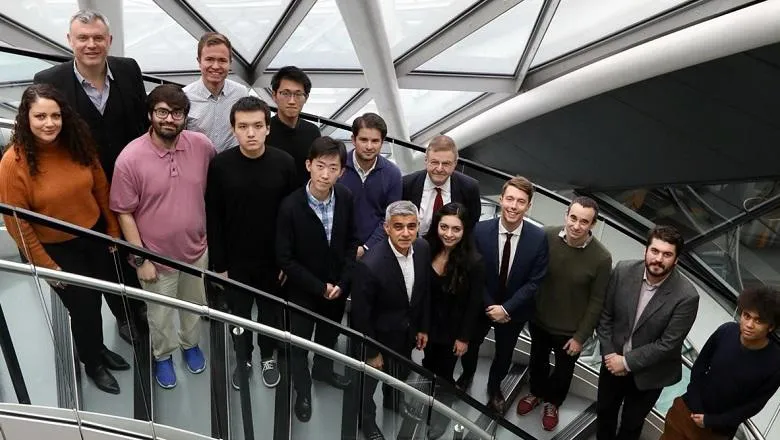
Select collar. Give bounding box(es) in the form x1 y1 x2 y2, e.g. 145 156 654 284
305 180 334 206
147 128 186 157
498 218 523 237
389 238 414 258
558 228 593 248
73 61 113 84
348 151 384 171
423 173 451 193
642 269 671 289
352 150 378 174
194 78 226 99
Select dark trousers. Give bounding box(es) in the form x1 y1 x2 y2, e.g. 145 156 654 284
528 323 579 406
289 292 348 396
596 364 663 440
226 268 283 360
423 342 458 384
459 314 525 395
106 247 147 330
361 331 413 424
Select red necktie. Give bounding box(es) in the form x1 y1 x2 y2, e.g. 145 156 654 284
498 233 512 300
432 187 444 215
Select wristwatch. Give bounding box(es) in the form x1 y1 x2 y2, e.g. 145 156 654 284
132 255 147 268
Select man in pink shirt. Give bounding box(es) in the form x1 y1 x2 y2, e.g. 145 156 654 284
110 84 216 389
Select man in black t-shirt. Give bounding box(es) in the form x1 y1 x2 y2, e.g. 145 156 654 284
266 66 321 187
206 97 296 391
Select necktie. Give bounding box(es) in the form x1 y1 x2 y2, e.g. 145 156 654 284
498 232 512 299
432 187 444 216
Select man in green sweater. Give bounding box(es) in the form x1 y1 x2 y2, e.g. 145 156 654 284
516 196 612 430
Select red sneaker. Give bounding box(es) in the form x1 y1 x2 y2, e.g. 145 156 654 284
516 393 541 415
542 402 559 431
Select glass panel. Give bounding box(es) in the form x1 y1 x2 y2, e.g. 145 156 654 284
0 52 54 82
269 0 360 69
343 99 379 124
399 89 481 135
1 1 78 47
417 0 544 74
532 0 690 67
381 0 479 58
124 0 200 71
184 0 292 59
305 88 360 119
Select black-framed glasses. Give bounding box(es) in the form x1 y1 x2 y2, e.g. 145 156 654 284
278 90 307 101
153 108 186 120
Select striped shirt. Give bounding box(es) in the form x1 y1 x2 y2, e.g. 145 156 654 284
73 62 113 115
184 78 249 152
305 181 336 244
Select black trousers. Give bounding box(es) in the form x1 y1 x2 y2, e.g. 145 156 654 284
459 313 525 395
423 342 458 384
226 268 284 360
361 331 414 424
528 323 579 406
108 247 147 330
596 364 663 440
289 292 348 396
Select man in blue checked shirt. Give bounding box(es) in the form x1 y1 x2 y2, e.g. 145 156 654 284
276 136 361 423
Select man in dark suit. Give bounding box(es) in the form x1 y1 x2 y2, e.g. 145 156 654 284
277 136 360 422
351 200 431 440
456 176 549 413
596 225 699 440
402 135 481 235
33 9 148 345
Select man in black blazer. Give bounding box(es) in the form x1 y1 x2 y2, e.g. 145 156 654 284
457 176 549 413
596 225 699 440
33 9 148 344
277 136 360 423
402 135 481 235
351 200 431 440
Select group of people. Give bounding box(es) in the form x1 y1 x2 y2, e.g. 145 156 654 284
0 8 778 440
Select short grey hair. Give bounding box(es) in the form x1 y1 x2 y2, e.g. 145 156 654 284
70 9 111 33
385 200 419 223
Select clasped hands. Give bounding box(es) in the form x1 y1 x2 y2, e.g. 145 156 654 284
604 353 628 376
486 305 510 324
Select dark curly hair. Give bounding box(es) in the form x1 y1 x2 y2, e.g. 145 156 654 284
11 84 97 177
738 286 780 329
424 202 479 296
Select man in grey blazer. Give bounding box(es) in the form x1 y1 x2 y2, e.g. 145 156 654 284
596 225 699 440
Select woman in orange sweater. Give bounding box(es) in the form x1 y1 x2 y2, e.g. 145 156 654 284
0 84 128 395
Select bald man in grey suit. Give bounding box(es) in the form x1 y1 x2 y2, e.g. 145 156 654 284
596 225 699 440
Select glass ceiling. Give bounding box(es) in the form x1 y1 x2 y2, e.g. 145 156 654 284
0 0 711 140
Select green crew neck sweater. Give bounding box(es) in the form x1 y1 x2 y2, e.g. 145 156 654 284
534 226 612 343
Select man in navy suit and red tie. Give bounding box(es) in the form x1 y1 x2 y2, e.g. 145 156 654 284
456 176 549 413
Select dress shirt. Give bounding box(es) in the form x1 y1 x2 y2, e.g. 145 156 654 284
73 62 113 115
389 239 415 302
184 78 249 152
353 150 377 183
305 181 336 244
558 228 594 248
419 174 452 235
622 269 669 371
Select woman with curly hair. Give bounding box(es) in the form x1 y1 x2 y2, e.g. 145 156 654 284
0 84 128 394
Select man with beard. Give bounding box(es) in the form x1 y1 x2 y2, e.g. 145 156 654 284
596 225 699 440
110 84 216 389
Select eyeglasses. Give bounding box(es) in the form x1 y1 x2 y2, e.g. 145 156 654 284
278 90 307 101
429 160 455 169
153 108 186 120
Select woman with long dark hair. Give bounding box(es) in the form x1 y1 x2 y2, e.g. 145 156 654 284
0 84 128 394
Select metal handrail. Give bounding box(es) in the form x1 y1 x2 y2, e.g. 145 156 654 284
0 258 494 440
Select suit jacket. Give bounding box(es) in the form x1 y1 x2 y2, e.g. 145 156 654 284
276 183 360 306
33 57 148 181
402 170 481 230
473 218 549 323
597 260 699 390
351 238 431 357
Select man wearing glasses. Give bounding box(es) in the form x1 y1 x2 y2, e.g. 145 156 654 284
402 135 481 235
110 85 216 389
267 66 322 187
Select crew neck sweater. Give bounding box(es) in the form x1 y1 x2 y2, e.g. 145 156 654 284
683 322 780 436
0 143 120 269
266 115 321 188
534 226 612 343
205 146 296 273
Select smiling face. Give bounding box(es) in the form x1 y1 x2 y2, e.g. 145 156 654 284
28 98 62 145
67 19 112 70
150 103 186 141
565 203 597 243
437 214 464 250
385 214 419 254
352 127 382 164
425 149 457 187
499 185 531 230
198 43 230 87
644 238 678 279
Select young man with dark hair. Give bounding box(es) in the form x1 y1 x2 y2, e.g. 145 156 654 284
111 84 216 389
267 66 321 187
206 96 296 390
277 136 359 422
518 196 612 430
661 287 780 440
185 32 250 153
338 112 402 259
596 225 700 440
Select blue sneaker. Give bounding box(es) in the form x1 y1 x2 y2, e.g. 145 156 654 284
154 357 176 389
183 346 206 374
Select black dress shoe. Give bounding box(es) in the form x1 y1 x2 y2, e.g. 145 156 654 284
488 391 506 414
361 420 385 440
294 394 312 422
86 365 120 394
428 411 450 440
117 321 139 345
101 348 130 370
454 374 473 392
311 370 352 390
